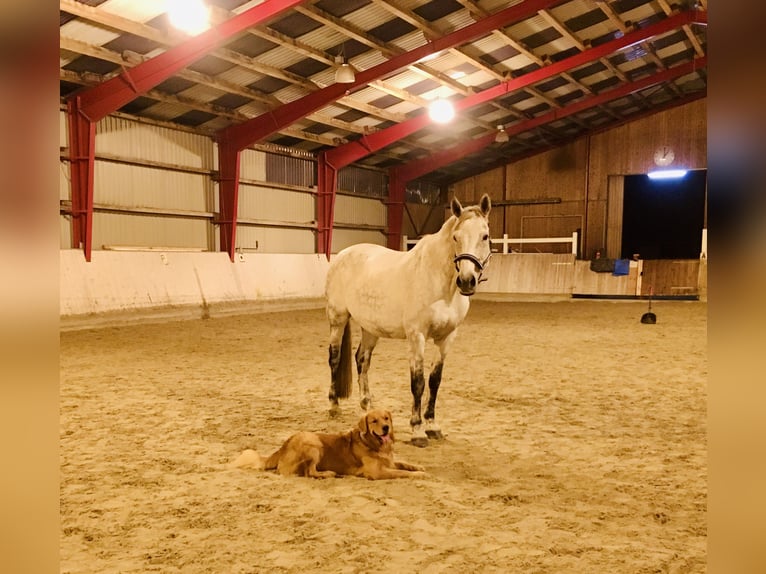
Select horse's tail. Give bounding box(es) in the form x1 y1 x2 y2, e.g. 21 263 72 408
336 321 354 399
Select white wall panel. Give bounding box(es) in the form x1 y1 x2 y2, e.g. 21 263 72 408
60 161 71 201
235 225 315 254
95 162 213 212
334 194 386 226
60 216 72 248
240 149 267 181
60 109 68 147
238 184 314 223
93 212 210 250
95 116 214 169
332 229 385 253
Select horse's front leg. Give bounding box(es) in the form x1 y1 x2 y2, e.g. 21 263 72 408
407 332 429 448
424 330 457 440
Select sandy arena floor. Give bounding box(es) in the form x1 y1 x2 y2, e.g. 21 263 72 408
60 299 707 573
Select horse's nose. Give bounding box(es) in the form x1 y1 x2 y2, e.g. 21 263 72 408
456 274 477 293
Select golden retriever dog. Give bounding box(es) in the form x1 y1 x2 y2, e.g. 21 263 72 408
232 409 425 479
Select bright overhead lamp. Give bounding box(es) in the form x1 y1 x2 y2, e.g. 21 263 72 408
495 125 509 143
428 97 455 124
334 55 355 84
647 169 688 180
166 0 210 35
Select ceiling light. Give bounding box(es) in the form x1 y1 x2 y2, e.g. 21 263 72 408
428 98 455 124
495 125 509 143
166 0 210 35
334 55 355 84
647 169 688 180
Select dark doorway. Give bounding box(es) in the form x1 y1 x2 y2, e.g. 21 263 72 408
621 170 707 259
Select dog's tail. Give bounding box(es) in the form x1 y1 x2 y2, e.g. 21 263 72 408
335 321 354 399
230 449 265 470
263 444 288 471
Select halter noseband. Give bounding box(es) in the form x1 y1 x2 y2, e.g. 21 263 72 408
453 251 492 282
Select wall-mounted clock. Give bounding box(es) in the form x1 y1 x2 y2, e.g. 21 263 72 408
653 145 675 167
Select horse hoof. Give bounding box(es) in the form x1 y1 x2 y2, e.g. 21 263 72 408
328 405 341 419
425 429 444 440
409 436 429 448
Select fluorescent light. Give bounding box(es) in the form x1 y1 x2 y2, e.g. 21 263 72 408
167 0 209 35
417 51 442 63
647 169 688 180
428 98 455 123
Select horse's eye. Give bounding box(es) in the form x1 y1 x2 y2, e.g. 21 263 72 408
452 234 457 242
483 234 489 241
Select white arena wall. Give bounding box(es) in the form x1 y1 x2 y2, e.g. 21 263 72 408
60 250 330 329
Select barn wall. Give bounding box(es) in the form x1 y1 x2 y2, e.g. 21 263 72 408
60 111 387 255
448 99 708 259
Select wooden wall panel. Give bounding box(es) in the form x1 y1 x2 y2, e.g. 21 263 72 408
640 260 701 296
402 203 443 237
473 168 504 203
479 254 576 294
605 175 624 259
572 260 639 296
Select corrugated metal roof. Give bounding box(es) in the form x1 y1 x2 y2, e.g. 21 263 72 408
60 0 707 183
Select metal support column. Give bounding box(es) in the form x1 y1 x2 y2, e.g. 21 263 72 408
66 97 95 261
217 142 240 260
386 171 406 250
316 152 338 259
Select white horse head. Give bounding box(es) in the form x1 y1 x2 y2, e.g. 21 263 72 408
450 193 492 296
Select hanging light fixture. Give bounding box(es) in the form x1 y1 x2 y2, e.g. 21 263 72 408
428 97 455 124
166 0 210 35
334 43 355 84
495 125 509 143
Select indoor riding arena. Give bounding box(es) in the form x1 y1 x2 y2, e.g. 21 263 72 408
59 1 708 573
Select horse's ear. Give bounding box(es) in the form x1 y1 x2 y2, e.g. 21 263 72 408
451 196 463 218
479 193 492 216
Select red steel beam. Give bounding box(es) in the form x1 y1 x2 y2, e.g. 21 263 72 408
67 97 96 260
386 170 406 250
215 0 569 151
324 9 705 170
73 0 306 123
316 153 339 258
218 142 241 260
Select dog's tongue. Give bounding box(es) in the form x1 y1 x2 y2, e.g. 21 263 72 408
381 434 391 443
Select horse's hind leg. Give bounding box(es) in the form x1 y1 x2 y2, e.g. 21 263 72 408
355 329 378 411
424 331 457 441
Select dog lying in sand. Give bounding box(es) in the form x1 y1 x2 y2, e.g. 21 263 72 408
232 409 426 479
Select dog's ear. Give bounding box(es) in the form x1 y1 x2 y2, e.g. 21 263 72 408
358 413 369 434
